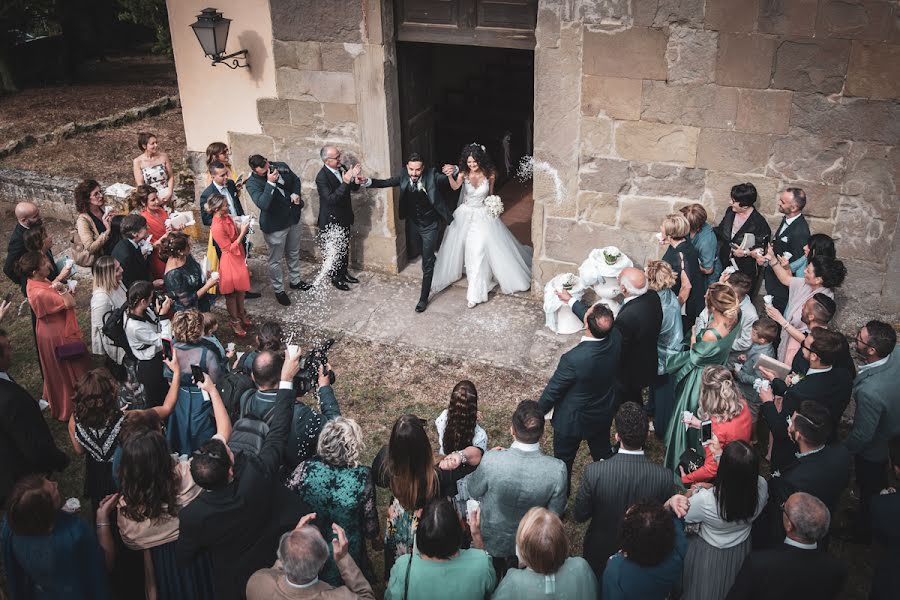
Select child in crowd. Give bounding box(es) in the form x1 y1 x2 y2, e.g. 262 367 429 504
733 317 779 422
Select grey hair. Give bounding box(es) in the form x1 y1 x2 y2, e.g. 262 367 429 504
320 145 336 162
785 492 830 543
317 417 364 468
278 526 329 585
621 274 649 297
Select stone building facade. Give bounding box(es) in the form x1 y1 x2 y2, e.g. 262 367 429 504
168 0 900 329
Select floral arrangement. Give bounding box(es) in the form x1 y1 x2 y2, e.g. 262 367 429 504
603 248 622 266
484 194 505 219
559 273 579 291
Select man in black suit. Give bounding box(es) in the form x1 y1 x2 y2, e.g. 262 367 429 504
315 145 363 291
363 153 452 312
0 329 69 505
538 300 621 491
111 213 153 291
177 351 310 600
716 182 772 292
869 435 900 599
759 327 853 472
245 155 312 306
727 492 846 599
574 402 673 579
760 188 810 314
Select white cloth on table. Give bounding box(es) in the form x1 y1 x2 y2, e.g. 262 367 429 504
543 273 586 334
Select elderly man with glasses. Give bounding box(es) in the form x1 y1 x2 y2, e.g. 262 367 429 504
315 145 364 291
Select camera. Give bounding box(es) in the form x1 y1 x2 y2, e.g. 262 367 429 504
293 338 336 396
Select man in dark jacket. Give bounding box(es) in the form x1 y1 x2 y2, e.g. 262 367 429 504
314 145 363 291
0 329 69 504
760 188 810 314
612 267 663 406
539 300 621 492
177 351 310 600
111 213 152 290
245 155 311 306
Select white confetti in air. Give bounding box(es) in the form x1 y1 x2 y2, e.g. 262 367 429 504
517 156 566 205
313 224 349 288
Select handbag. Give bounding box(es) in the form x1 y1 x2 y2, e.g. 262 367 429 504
55 340 88 361
678 447 705 475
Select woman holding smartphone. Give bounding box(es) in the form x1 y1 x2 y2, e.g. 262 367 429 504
124 281 172 408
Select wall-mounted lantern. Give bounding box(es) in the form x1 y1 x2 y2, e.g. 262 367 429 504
190 7 248 69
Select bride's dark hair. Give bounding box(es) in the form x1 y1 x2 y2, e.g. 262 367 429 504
458 143 496 180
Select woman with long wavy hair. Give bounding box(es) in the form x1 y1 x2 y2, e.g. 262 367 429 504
372 414 453 578
436 380 487 470
431 143 532 308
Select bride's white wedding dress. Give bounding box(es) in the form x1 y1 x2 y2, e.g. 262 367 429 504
431 178 533 306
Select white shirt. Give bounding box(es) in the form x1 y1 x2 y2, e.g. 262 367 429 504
778 214 801 236
511 440 541 452
215 183 238 216
806 366 833 376
326 165 343 182
685 476 768 548
285 577 319 589
580 336 603 343
784 536 817 550
859 354 890 373
0 372 10 382
617 448 644 456
622 294 640 305
796 444 825 459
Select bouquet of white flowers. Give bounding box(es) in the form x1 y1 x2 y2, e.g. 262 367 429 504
484 194 504 219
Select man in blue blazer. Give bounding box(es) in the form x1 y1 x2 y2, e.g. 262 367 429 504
245 155 311 306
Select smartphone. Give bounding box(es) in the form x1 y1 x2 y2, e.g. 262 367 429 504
161 338 173 361
3 292 11 304
190 364 205 385
235 173 245 185
700 420 713 444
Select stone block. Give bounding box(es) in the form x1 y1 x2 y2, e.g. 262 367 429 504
270 0 363 43
641 82 739 129
631 0 659 27
257 98 291 125
758 0 818 36
629 162 707 200
272 40 297 69
806 216 835 236
832 200 898 264
766 133 851 184
580 117 614 159
277 69 356 104
295 42 324 71
535 6 561 49
846 42 900 100
841 143 898 219
576 191 619 225
287 100 321 130
583 27 668 80
715 33 777 89
665 26 717 84
532 259 579 289
539 168 576 218
834 258 887 333
777 181 841 220
228 133 275 165
706 0 759 32
322 103 358 123
321 43 356 72
619 196 678 231
578 0 630 24
703 171 781 220
879 237 900 318
578 157 632 194
790 94 900 145
581 75 642 120
543 218 656 267
696 130 772 174
772 38 851 94
651 0 706 27
736 90 792 134
615 121 699 166
816 0 894 42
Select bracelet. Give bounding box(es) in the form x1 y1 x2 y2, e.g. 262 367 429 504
456 450 468 466
96 522 110 527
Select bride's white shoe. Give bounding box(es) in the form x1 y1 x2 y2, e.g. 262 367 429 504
467 301 476 308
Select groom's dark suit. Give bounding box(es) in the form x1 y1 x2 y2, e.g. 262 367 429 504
367 167 451 302
539 319 622 491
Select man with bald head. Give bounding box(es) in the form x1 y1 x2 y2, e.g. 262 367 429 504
315 145 363 291
4 202 43 291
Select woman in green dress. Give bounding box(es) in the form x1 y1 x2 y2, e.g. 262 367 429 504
663 283 742 478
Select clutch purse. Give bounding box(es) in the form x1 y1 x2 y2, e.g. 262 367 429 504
55 341 88 361
678 447 705 474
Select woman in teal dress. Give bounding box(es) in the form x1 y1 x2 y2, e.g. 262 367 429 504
663 283 742 478
285 417 380 585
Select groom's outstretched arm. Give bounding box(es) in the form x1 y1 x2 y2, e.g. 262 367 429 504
366 173 402 189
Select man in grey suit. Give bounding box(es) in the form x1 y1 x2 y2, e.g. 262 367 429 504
846 320 900 541
467 400 567 577
574 402 674 579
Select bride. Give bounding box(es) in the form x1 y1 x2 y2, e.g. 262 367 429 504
431 143 533 307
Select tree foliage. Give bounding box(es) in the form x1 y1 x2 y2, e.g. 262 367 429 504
115 0 171 55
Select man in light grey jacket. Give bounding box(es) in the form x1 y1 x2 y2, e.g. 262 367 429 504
467 400 567 577
847 320 900 541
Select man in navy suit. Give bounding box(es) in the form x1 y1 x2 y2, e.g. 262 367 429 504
759 188 810 314
314 145 363 291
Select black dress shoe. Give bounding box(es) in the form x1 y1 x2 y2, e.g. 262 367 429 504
343 273 360 284
332 280 350 291
415 299 428 313
290 281 313 291
244 291 262 299
275 291 291 306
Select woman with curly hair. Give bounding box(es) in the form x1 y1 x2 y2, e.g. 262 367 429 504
161 232 217 312
435 380 487 510
73 178 115 266
286 417 380 586
663 283 743 478
431 143 532 308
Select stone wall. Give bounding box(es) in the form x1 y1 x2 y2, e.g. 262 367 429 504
531 0 900 331
227 0 403 272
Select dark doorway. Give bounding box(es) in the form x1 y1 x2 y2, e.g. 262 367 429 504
396 41 535 258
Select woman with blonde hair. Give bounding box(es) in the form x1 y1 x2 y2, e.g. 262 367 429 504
645 260 685 438
658 213 704 328
680 365 752 485
286 417 380 586
90 256 127 370
681 203 721 289
662 283 742 477
493 507 598 599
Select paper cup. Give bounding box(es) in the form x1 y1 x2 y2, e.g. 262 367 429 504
287 344 299 358
226 342 236 352
655 232 664 243
67 280 78 293
63 498 81 514
210 271 220 281
763 295 773 305
782 252 793 261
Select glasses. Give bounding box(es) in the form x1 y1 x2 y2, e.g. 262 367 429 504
327 154 341 162
856 333 875 348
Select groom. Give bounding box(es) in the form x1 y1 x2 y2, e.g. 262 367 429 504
363 153 453 312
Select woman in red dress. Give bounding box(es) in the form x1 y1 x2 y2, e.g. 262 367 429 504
206 193 252 336
129 184 182 281
18 251 91 421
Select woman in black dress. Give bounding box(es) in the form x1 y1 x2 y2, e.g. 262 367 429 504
161 232 217 312
715 182 772 293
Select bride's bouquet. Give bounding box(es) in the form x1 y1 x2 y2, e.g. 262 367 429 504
484 195 504 219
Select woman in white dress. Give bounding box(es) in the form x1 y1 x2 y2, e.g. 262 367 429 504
431 143 532 307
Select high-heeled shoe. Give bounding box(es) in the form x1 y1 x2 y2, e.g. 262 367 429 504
230 318 247 337
241 314 253 327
